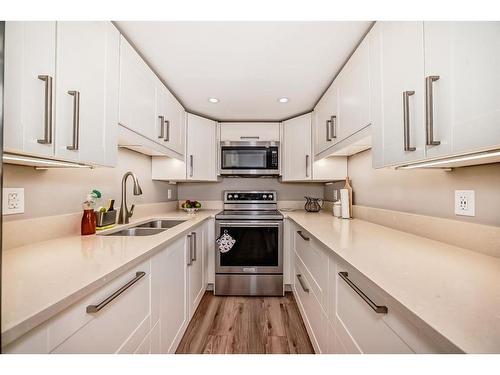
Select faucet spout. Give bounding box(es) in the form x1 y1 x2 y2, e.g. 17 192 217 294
118 171 142 224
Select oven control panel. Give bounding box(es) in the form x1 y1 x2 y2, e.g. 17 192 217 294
224 191 277 203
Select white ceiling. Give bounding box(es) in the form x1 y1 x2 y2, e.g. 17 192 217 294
115 21 372 121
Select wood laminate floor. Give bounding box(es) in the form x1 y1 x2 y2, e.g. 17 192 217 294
176 292 314 354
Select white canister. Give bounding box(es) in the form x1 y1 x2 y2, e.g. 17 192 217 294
333 201 342 217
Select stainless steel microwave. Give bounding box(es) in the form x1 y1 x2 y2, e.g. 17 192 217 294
219 141 280 176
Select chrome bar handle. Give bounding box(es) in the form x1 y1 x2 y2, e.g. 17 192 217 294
37 75 53 145
158 115 165 139
66 90 80 150
425 75 441 146
330 115 337 139
296 274 310 293
403 91 416 151
326 119 332 141
189 155 194 177
86 271 146 313
187 234 193 266
297 230 310 241
305 155 309 178
338 272 388 314
164 120 170 142
191 232 197 261
240 136 260 140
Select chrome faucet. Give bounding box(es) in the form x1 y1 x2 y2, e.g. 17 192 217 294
118 171 143 224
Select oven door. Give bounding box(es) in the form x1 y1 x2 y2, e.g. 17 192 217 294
215 220 283 274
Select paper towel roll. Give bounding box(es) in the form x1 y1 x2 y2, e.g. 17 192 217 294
340 188 350 219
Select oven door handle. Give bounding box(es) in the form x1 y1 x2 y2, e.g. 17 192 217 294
216 221 283 227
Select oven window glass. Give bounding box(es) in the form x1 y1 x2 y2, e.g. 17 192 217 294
219 226 279 267
221 148 267 169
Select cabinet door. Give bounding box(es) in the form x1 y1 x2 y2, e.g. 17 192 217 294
186 114 217 181
282 113 312 181
220 123 280 142
313 82 338 155
164 91 186 155
187 226 206 319
119 35 157 141
336 37 371 142
55 22 119 165
424 22 500 156
161 236 189 353
380 21 426 166
4 21 56 158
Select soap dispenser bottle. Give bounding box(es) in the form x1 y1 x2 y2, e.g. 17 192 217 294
81 190 100 235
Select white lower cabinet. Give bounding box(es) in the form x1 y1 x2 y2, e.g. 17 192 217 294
291 220 455 354
4 221 211 354
187 225 206 319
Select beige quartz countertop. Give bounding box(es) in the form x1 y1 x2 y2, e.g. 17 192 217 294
1 210 219 347
284 211 500 354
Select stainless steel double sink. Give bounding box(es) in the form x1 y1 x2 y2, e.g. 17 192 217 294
102 219 187 236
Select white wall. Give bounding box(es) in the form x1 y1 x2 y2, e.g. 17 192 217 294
336 150 500 226
3 148 177 221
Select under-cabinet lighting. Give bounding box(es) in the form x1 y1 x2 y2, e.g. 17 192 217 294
208 97 219 103
396 149 500 170
278 97 289 103
3 154 93 169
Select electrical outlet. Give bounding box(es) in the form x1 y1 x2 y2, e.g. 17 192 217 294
3 188 25 215
333 190 338 200
168 189 172 200
455 190 475 217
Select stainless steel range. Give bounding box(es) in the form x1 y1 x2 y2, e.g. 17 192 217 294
214 191 284 296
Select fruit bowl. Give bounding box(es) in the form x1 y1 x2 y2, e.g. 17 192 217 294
181 200 201 214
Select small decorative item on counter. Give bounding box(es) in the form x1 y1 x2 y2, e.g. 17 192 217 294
81 189 101 235
304 196 323 212
181 199 202 214
333 200 342 217
340 177 353 219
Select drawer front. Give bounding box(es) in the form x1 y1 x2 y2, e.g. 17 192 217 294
294 229 329 308
294 254 328 353
335 261 413 354
50 260 151 353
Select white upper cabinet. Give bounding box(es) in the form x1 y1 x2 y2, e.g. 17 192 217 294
4 22 57 158
187 114 218 181
119 35 157 141
313 34 371 158
336 36 371 142
282 113 347 182
220 122 280 142
282 114 312 181
423 22 500 157
4 21 119 167
156 82 185 155
372 21 500 168
55 22 120 166
378 22 427 166
313 82 339 155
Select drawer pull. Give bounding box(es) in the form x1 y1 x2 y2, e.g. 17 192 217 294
86 271 146 313
297 230 310 241
338 271 388 314
296 274 310 293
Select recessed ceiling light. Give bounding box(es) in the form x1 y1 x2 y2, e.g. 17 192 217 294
278 97 289 103
208 97 219 103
